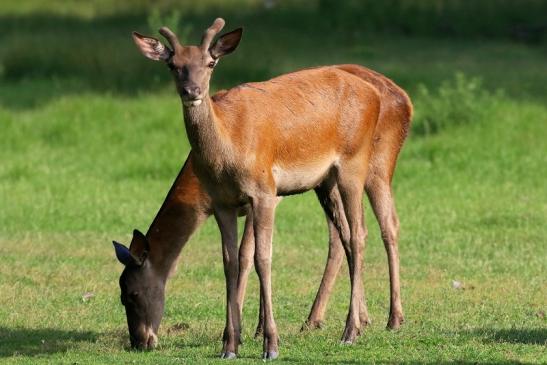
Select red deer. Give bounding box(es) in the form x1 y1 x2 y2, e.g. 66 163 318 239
120 17 412 359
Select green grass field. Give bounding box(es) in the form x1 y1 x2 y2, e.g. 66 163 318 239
1 1 546 364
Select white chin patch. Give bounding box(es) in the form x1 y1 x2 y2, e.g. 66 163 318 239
183 99 202 107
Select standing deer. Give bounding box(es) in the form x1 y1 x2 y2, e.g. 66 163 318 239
126 17 411 359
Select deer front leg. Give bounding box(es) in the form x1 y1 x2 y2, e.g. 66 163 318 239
236 213 265 339
255 293 265 338
214 206 241 359
252 196 279 360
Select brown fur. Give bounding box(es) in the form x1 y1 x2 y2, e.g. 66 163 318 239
132 19 412 358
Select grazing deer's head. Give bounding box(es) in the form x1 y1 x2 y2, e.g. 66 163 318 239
113 230 164 350
132 18 243 107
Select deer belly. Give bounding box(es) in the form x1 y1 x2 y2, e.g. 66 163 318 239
272 159 333 195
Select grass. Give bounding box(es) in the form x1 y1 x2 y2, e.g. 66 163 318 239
0 1 546 363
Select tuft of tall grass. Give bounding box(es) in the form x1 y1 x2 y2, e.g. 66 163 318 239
412 73 503 136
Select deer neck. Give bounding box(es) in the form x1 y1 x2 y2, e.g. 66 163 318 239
145 158 211 279
182 95 234 172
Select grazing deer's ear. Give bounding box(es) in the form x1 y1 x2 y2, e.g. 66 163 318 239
129 229 149 263
132 32 171 61
113 241 139 266
209 28 243 59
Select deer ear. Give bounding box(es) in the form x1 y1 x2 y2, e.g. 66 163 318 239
129 229 149 263
113 241 139 266
132 31 171 61
209 28 243 59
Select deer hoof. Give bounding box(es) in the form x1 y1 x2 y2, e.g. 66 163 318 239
300 319 323 331
340 324 360 344
387 313 404 330
262 351 278 360
220 351 237 359
360 316 372 327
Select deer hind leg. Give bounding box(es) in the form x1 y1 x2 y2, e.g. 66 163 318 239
366 176 404 329
303 185 371 331
359 213 371 327
237 219 266 339
333 168 367 344
236 212 259 342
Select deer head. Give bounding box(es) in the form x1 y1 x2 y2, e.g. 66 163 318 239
114 229 165 350
132 18 243 107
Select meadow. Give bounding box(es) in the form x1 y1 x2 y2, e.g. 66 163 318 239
0 1 546 363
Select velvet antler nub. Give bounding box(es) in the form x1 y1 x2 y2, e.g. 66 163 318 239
201 18 225 51
159 26 181 50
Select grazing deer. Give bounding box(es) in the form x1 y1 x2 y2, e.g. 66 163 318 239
126 17 411 359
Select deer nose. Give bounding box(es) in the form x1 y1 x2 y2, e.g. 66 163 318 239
182 86 201 99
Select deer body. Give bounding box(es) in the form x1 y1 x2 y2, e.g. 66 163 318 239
185 66 380 206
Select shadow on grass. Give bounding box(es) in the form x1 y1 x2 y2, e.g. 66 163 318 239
466 328 546 345
278 359 525 364
0 326 98 357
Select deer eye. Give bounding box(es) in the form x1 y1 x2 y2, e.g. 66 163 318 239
208 61 216 69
